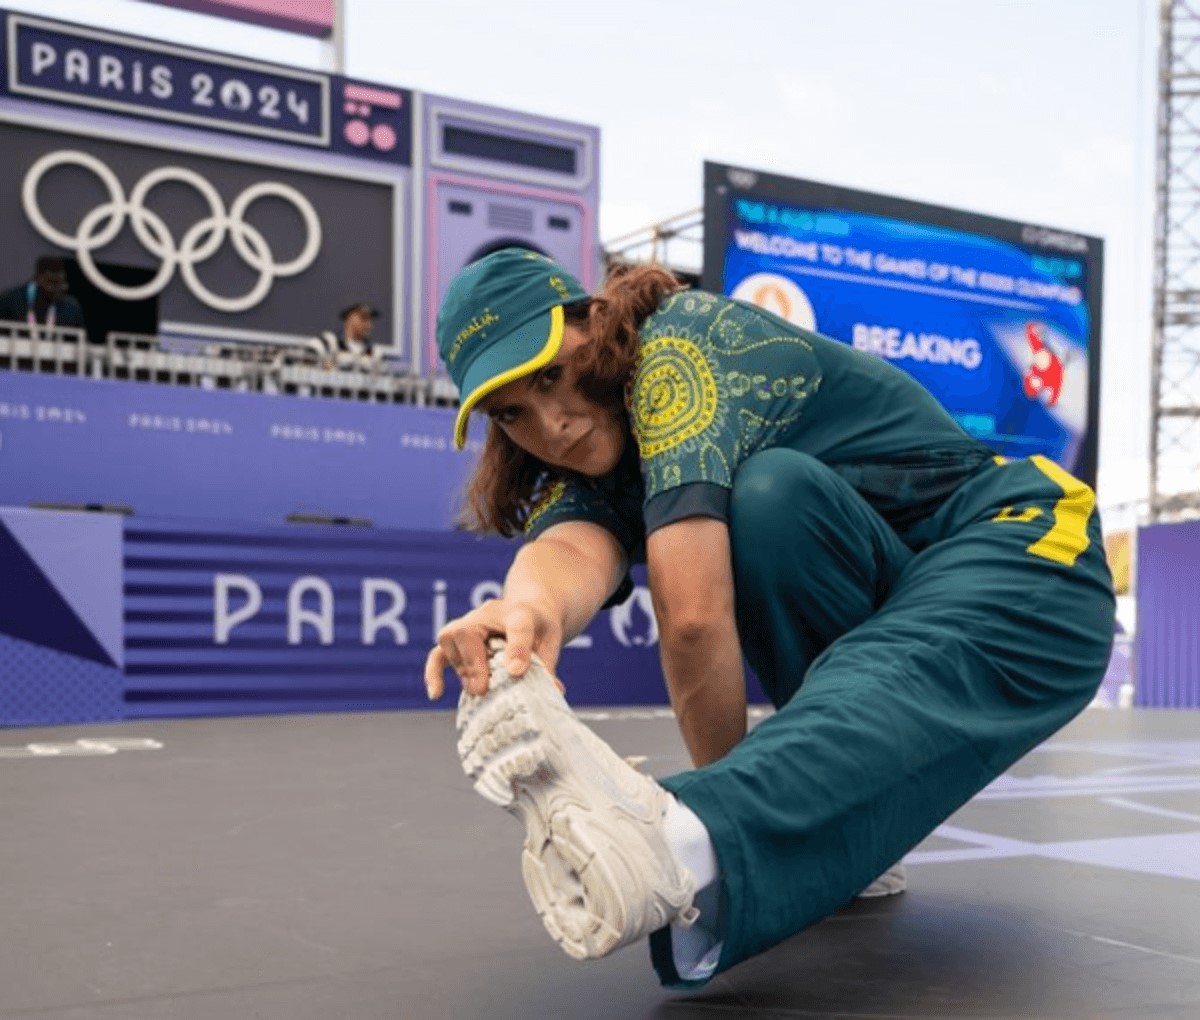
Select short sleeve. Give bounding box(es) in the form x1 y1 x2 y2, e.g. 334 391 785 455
630 291 824 532
522 474 644 609
523 477 632 551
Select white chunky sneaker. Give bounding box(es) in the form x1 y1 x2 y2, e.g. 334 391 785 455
856 861 907 898
456 644 698 960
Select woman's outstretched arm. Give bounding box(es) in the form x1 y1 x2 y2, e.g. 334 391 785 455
424 520 626 699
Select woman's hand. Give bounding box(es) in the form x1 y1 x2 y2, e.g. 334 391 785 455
424 521 625 703
423 597 564 701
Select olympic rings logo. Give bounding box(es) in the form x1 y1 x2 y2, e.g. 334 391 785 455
22 150 322 313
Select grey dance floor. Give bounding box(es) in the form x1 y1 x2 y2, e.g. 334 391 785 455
3 705 1199 1020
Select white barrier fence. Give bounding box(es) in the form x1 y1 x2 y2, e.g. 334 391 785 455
0 320 455 406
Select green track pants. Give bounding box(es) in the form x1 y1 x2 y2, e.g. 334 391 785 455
653 449 1115 986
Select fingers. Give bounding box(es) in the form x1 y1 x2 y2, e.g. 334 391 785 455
425 599 564 702
424 631 490 700
503 606 536 677
539 632 563 677
426 634 566 701
427 641 489 699
451 630 492 697
423 645 446 701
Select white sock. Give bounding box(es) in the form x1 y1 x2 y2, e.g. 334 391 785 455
663 795 719 888
663 795 723 979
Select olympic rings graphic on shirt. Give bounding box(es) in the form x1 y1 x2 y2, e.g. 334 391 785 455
22 150 322 314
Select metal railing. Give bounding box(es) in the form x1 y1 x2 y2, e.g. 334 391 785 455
0 321 446 407
0 319 88 375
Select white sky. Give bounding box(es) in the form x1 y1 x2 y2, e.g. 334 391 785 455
14 0 1161 516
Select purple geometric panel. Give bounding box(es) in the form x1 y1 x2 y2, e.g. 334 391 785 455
0 520 114 667
1093 630 1134 708
420 92 601 376
1136 519 1200 707
0 508 123 667
0 632 123 726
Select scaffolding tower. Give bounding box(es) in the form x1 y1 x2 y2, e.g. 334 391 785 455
1152 0 1200 519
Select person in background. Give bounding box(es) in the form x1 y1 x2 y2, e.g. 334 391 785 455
423 248 1115 988
0 255 86 336
312 302 379 370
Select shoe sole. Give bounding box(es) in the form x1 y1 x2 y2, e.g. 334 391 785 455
856 862 907 898
457 664 647 961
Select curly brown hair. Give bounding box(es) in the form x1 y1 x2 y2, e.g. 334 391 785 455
458 263 685 536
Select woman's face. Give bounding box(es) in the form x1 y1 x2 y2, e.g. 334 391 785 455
477 321 627 476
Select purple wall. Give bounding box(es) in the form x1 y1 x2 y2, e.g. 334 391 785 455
0 373 477 530
0 508 684 725
0 507 124 725
1136 518 1200 707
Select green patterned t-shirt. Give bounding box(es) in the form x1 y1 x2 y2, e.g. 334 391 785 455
525 290 992 577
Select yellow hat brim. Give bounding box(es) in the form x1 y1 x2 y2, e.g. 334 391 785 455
453 305 566 449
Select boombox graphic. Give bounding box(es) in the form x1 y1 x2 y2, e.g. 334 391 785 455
418 94 601 378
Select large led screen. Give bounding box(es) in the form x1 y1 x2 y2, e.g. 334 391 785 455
703 163 1103 484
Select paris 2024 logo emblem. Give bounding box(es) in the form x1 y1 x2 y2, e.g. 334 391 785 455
609 585 659 648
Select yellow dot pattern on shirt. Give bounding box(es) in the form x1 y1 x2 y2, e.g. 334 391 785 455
524 479 567 534
631 337 718 458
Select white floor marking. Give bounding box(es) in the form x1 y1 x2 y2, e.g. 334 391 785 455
0 737 163 759
1058 928 1200 967
1102 797 1200 824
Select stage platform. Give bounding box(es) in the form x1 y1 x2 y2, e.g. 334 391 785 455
3 706 1198 1020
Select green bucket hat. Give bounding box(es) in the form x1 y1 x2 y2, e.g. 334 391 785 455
437 248 590 449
